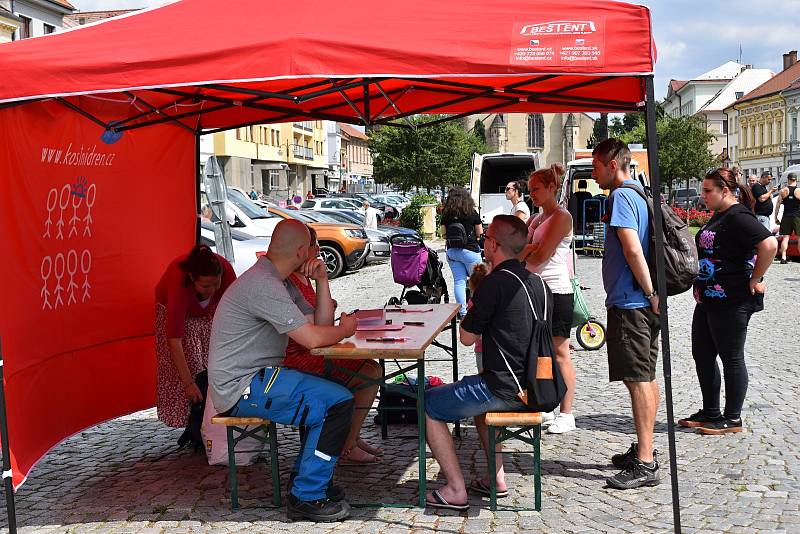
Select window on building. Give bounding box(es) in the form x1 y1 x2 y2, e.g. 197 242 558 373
19 15 31 39
236 128 242 140
78 17 86 24
269 170 279 189
722 120 728 134
43 23 55 34
735 91 744 100
792 116 798 141
276 131 280 145
527 114 544 148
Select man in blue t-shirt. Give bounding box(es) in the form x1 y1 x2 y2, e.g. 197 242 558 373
592 138 661 490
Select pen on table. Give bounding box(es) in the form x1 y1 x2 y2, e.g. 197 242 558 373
365 337 408 342
334 309 359 323
403 321 425 326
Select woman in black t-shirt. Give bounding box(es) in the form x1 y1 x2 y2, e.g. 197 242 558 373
441 187 483 317
679 168 777 435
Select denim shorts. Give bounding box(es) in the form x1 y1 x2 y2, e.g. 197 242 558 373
425 374 524 422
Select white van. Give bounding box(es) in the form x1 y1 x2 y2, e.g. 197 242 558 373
470 152 539 225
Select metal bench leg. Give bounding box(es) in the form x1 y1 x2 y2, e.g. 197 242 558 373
379 360 388 439
534 425 541 511
268 422 281 507
488 425 498 512
226 426 239 510
451 316 460 438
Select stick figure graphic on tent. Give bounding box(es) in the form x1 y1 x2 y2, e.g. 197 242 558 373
68 190 83 238
40 255 52 310
83 183 96 237
56 184 70 240
53 252 65 308
43 188 56 239
81 249 91 302
66 249 78 305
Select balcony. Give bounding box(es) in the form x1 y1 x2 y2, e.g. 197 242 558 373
292 144 313 160
293 121 314 132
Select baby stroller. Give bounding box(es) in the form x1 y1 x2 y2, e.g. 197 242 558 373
387 235 449 305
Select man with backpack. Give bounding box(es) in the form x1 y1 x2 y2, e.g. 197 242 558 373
592 138 661 490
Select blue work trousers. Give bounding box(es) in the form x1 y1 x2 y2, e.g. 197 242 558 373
230 368 354 501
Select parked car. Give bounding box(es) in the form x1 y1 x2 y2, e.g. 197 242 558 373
351 193 400 219
266 206 369 278
199 220 270 276
300 211 390 263
200 190 280 238
372 194 409 210
311 208 419 239
301 197 368 216
669 187 706 210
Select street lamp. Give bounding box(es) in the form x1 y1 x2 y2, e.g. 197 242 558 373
781 136 799 170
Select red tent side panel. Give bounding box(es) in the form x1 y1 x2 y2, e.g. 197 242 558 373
0 99 196 488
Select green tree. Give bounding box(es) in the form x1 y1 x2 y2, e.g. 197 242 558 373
473 119 486 144
656 115 716 194
369 115 488 191
587 113 608 148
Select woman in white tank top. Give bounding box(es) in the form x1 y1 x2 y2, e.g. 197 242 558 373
521 163 577 434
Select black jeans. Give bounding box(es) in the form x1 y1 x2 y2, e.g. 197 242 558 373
691 302 757 420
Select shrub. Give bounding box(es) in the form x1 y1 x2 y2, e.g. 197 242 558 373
399 193 440 232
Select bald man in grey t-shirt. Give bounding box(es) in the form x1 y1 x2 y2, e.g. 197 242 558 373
209 219 358 522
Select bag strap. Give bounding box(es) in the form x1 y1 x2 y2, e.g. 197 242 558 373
499 268 546 321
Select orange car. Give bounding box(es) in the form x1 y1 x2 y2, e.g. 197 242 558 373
267 206 369 278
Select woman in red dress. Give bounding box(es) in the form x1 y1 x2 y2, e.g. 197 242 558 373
284 227 384 463
155 245 236 427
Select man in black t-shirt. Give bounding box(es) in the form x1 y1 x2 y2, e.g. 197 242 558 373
424 215 550 511
751 171 777 230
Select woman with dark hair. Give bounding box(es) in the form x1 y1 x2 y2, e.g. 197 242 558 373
505 179 530 222
522 163 576 433
283 227 384 463
441 187 483 317
680 167 776 434
155 245 236 427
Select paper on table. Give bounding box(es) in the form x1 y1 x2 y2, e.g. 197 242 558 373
356 324 404 332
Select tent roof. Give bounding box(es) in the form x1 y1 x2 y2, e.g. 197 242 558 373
0 0 655 130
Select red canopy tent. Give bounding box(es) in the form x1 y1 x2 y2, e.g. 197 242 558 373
0 0 681 531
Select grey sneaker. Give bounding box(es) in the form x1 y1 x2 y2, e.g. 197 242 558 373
611 442 659 470
606 458 660 490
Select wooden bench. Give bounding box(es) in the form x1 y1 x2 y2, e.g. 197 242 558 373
210 416 281 510
484 411 543 511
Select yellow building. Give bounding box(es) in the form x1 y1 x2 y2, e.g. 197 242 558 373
212 121 327 202
732 52 800 177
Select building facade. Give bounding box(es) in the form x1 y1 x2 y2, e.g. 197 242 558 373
664 62 773 163
210 121 327 203
783 81 800 169
4 0 73 39
732 51 800 178
338 124 374 193
0 4 20 42
465 112 594 166
63 8 136 28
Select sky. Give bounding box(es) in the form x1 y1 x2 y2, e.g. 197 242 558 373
72 0 800 100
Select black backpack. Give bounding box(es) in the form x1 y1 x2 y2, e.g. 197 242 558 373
445 221 469 249
609 183 699 296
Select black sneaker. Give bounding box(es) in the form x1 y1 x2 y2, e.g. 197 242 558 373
606 458 660 490
678 409 722 428
286 493 350 522
288 473 345 502
697 417 743 435
611 443 637 469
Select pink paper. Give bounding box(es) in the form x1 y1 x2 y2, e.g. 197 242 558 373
356 324 404 332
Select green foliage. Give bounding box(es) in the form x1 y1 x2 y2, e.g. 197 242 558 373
399 205 423 232
473 119 486 144
587 113 608 148
398 193 439 232
369 115 489 192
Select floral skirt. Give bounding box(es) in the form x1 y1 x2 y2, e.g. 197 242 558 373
155 303 212 427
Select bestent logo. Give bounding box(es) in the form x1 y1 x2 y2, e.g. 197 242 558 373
520 20 596 36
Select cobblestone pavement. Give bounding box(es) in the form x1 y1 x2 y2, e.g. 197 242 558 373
3 242 800 533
